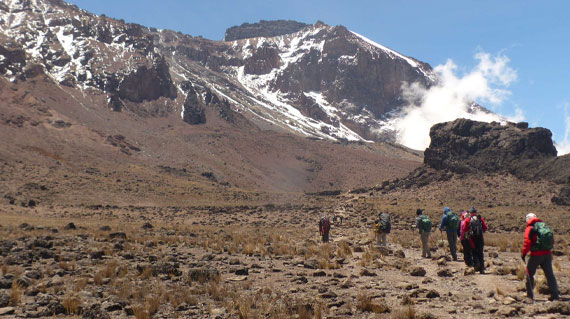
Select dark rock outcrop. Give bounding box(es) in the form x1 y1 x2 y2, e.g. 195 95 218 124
224 20 309 41
424 119 557 175
385 118 570 206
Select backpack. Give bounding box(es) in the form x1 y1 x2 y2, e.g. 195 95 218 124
531 222 554 251
446 212 459 230
418 215 432 233
378 213 391 233
467 215 483 239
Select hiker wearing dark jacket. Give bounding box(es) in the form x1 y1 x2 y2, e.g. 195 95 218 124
440 207 458 261
522 213 559 301
415 209 431 258
319 214 331 243
462 206 487 273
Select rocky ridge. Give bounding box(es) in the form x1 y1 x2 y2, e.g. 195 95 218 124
223 20 310 41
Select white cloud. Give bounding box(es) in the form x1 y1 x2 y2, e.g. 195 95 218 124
389 51 521 150
554 102 570 155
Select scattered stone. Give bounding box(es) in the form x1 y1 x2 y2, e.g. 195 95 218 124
437 256 447 266
234 268 248 276
437 268 453 277
425 289 440 298
90 251 105 259
464 268 476 276
82 304 111 319
141 222 153 229
187 267 220 283
0 307 15 316
99 226 111 231
0 292 9 307
109 232 127 240
321 291 337 299
303 259 318 269
229 258 241 265
395 250 405 258
497 306 518 317
537 280 551 295
64 222 76 230
313 271 326 277
409 266 426 277
489 251 499 258
360 269 376 277
546 301 570 315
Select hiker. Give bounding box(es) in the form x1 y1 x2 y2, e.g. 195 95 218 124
462 206 487 273
319 214 331 243
439 206 459 261
522 213 559 301
374 211 391 246
459 210 473 266
415 209 432 258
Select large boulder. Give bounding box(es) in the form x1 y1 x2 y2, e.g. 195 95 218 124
424 119 557 175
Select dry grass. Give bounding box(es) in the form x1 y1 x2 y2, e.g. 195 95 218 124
392 305 417 319
496 286 505 296
9 282 23 306
74 277 89 292
357 294 390 313
516 264 526 280
62 294 81 314
1 263 7 275
336 240 352 258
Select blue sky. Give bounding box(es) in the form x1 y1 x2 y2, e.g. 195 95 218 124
67 0 570 151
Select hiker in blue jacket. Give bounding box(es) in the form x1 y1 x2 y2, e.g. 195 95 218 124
440 207 459 261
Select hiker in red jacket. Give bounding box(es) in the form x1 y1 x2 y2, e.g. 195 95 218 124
521 213 559 301
462 207 488 273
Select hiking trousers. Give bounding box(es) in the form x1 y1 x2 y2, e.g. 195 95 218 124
321 232 329 243
446 231 458 260
526 254 559 300
461 239 473 266
420 232 431 258
471 236 485 272
376 232 387 246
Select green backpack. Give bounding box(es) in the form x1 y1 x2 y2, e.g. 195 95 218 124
531 222 554 251
446 212 459 230
418 215 432 233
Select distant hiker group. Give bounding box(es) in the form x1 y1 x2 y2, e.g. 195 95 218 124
317 205 560 301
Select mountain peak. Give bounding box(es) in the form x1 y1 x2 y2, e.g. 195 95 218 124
223 20 310 41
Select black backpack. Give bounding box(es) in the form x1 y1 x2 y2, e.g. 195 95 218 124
468 215 483 238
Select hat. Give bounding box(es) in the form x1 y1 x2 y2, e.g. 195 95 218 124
469 206 477 213
416 208 423 215
443 207 451 214
525 213 536 223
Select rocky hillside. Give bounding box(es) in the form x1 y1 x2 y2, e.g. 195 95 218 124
0 0 437 143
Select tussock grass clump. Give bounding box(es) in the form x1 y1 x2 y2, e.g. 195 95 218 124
357 294 390 313
9 282 23 306
336 240 352 258
62 294 81 314
391 305 417 319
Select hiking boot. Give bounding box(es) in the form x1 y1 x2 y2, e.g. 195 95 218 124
548 296 560 301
